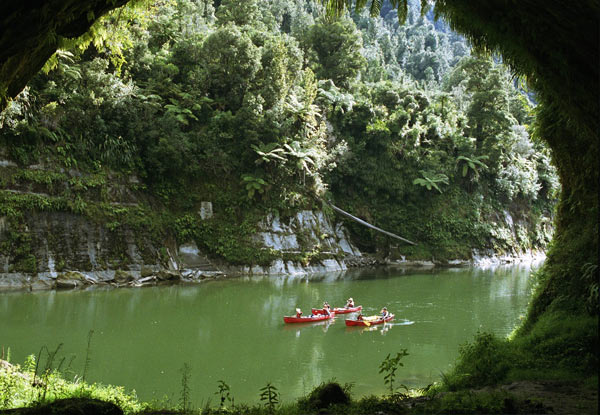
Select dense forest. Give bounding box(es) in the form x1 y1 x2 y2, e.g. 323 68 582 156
0 0 556 267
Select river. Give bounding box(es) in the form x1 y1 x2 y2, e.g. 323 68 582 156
0 262 540 406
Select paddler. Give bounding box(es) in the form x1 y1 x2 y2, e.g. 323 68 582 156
345 297 354 308
381 307 389 318
295 308 302 318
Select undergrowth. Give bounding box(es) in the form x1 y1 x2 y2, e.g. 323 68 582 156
437 311 598 392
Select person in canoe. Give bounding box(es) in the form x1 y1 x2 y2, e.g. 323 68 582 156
356 313 363 321
322 302 331 315
345 297 355 308
381 307 389 318
296 308 303 318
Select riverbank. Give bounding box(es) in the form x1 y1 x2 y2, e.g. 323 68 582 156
387 249 547 269
1 357 596 414
0 249 546 293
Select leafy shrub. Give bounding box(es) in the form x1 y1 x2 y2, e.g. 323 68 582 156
444 332 510 390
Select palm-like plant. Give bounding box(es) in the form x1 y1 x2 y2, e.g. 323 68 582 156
456 155 489 178
251 142 287 165
284 140 318 185
241 174 268 199
285 91 320 122
317 80 355 113
413 170 449 193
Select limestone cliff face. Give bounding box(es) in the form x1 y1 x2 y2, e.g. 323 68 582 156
0 211 160 289
0 208 362 290
0 151 364 290
221 210 360 275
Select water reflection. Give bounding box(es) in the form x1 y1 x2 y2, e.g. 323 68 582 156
281 317 337 333
0 262 541 404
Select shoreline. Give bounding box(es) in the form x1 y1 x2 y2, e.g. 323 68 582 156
0 250 546 293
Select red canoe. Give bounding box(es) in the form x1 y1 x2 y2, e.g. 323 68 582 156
345 314 394 326
283 312 335 324
312 305 362 315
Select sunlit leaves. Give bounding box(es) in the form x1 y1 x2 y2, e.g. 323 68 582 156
456 155 488 178
241 174 268 199
412 170 449 193
251 142 286 165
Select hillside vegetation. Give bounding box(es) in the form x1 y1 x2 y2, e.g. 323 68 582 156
0 0 556 269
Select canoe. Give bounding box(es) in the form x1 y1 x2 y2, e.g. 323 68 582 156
283 312 335 324
345 314 394 326
312 305 362 315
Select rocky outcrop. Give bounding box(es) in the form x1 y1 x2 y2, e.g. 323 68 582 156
0 209 363 290
178 210 361 276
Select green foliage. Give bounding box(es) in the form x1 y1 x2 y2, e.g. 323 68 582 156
444 332 510 390
301 17 366 87
580 263 599 314
199 26 261 111
441 311 598 393
242 174 268 200
511 311 599 379
179 363 192 413
456 155 488 178
379 350 409 396
0 353 144 413
297 381 351 411
327 54 555 259
252 142 287 165
0 0 557 271
216 0 261 28
174 211 279 266
259 382 279 414
0 225 37 273
215 379 233 411
412 171 449 193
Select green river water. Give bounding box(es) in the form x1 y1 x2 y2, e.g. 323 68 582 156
0 262 540 406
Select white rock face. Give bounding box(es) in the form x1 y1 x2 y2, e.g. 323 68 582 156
255 232 299 251
335 223 361 256
243 210 359 275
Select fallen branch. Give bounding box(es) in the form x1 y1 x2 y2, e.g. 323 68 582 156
327 203 416 246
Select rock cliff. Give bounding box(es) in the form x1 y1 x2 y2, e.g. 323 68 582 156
0 207 362 290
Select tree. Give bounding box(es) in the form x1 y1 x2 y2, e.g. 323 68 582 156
199 26 261 111
216 0 261 28
301 17 366 88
